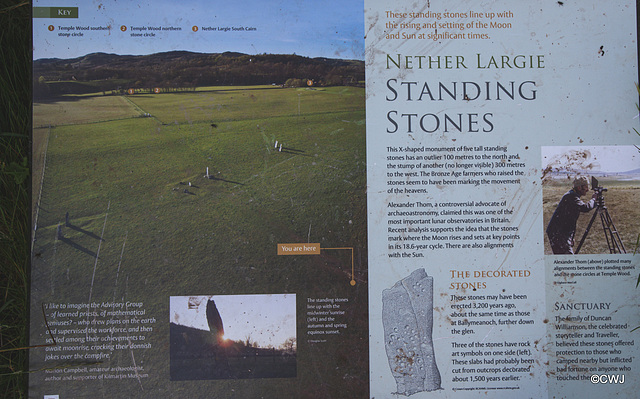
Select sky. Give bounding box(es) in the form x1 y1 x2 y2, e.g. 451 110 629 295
541 145 640 174
33 0 364 60
170 294 296 349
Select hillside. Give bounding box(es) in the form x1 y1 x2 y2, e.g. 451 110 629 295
33 51 364 98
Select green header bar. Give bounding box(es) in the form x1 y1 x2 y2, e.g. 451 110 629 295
33 7 79 18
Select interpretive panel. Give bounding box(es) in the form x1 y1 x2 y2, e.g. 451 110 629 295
30 1 366 397
365 1 639 398
30 0 639 398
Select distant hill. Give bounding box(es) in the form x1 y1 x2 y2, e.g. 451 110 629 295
546 168 640 178
33 51 364 98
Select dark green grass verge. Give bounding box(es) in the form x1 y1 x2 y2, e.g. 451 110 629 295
0 1 31 398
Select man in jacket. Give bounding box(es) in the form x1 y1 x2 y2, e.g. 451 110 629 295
546 176 597 254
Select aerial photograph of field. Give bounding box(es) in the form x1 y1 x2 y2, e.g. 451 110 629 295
30 51 367 398
541 146 640 255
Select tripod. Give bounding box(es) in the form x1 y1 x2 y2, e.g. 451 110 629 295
575 189 626 254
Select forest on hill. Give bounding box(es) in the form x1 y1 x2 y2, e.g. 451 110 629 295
33 51 364 98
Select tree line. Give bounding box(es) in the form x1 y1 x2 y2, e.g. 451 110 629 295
34 51 364 99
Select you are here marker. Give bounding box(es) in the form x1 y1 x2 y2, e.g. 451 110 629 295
277 243 321 255
277 243 357 286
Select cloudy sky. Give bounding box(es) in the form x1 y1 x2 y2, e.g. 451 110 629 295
542 145 640 174
33 0 364 60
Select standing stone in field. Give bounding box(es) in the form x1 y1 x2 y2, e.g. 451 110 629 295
206 299 225 342
65 212 70 227
206 299 231 377
56 224 63 240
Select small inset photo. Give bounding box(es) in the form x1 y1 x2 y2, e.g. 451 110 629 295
169 294 296 380
542 145 640 255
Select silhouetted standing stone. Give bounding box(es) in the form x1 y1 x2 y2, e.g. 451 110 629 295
206 299 225 342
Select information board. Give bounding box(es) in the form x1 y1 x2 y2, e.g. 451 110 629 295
30 1 639 398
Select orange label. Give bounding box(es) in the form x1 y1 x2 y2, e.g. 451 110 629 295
277 243 321 255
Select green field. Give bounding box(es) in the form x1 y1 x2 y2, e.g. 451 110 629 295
542 178 640 255
33 95 141 127
31 86 367 398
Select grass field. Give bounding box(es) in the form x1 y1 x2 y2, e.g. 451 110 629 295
30 86 367 398
33 95 141 128
542 178 640 255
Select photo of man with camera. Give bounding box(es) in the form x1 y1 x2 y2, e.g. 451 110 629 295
546 176 597 254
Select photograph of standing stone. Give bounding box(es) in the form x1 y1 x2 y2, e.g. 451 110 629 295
382 269 441 396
